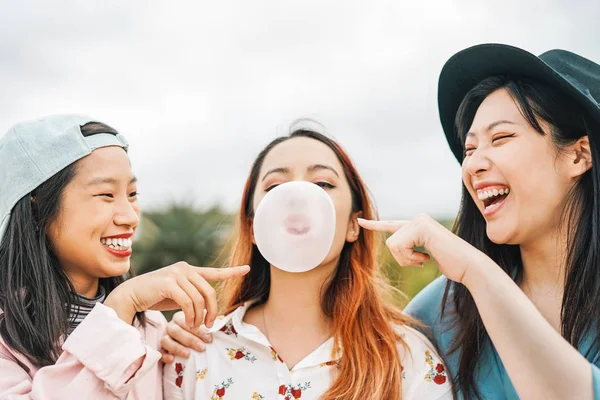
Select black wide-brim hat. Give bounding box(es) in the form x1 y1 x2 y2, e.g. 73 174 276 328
438 43 600 163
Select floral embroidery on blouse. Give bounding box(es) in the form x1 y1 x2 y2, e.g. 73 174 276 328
270 346 284 362
319 360 338 368
175 362 185 388
278 382 311 399
163 303 453 400
219 321 238 336
227 347 257 362
424 350 448 385
211 378 233 399
196 368 207 381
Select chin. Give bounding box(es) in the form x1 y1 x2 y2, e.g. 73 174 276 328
485 223 517 245
100 260 132 278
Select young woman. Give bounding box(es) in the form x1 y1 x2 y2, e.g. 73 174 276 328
359 44 600 399
0 115 249 399
163 129 453 399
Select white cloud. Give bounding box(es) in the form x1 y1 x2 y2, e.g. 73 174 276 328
0 0 598 219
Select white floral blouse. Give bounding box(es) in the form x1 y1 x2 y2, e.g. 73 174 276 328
163 303 453 400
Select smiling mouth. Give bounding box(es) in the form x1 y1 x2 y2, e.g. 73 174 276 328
100 237 132 251
477 187 510 212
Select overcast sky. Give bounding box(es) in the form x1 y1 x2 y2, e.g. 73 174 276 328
1 0 599 219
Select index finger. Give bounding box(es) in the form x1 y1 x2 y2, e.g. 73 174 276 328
194 265 250 281
357 218 408 234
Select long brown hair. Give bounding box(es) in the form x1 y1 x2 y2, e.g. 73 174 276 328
220 128 420 399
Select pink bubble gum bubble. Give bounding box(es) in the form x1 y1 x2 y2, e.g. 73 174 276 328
253 181 336 273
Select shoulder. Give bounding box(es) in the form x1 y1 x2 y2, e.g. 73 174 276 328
394 324 453 399
164 354 198 400
0 329 19 360
0 322 37 375
404 276 449 324
393 324 440 366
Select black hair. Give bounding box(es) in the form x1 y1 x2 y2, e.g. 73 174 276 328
443 76 600 398
0 122 145 367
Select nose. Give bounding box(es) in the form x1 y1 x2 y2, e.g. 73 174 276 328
288 196 307 210
463 148 492 177
113 196 140 229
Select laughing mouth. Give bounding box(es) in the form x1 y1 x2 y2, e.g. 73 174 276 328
477 186 510 210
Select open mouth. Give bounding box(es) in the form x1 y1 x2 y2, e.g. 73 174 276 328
100 236 133 256
478 186 510 214
101 237 132 251
284 214 311 236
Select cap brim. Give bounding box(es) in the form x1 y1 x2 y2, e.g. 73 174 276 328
438 43 600 162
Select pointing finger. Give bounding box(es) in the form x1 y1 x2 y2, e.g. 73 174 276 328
194 265 250 282
357 218 408 234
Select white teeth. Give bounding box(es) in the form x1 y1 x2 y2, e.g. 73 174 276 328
101 237 132 250
477 187 510 201
485 202 501 211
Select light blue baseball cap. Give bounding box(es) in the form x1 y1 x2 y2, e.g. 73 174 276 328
0 114 129 243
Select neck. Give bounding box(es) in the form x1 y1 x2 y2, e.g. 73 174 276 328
69 274 100 298
519 227 566 291
262 258 337 336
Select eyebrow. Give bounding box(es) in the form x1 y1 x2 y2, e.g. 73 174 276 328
308 164 340 177
261 164 340 182
87 176 138 186
466 120 517 138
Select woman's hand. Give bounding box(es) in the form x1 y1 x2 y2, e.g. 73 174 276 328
358 214 488 284
160 311 214 363
361 215 596 400
104 262 249 329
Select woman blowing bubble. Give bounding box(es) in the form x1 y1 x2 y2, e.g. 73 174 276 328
163 128 453 399
0 115 248 399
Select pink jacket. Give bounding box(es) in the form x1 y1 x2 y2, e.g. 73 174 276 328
0 303 167 400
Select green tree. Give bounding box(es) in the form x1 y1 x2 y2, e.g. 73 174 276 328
131 204 233 275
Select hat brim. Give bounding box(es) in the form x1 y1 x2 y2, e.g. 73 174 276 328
438 43 600 163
